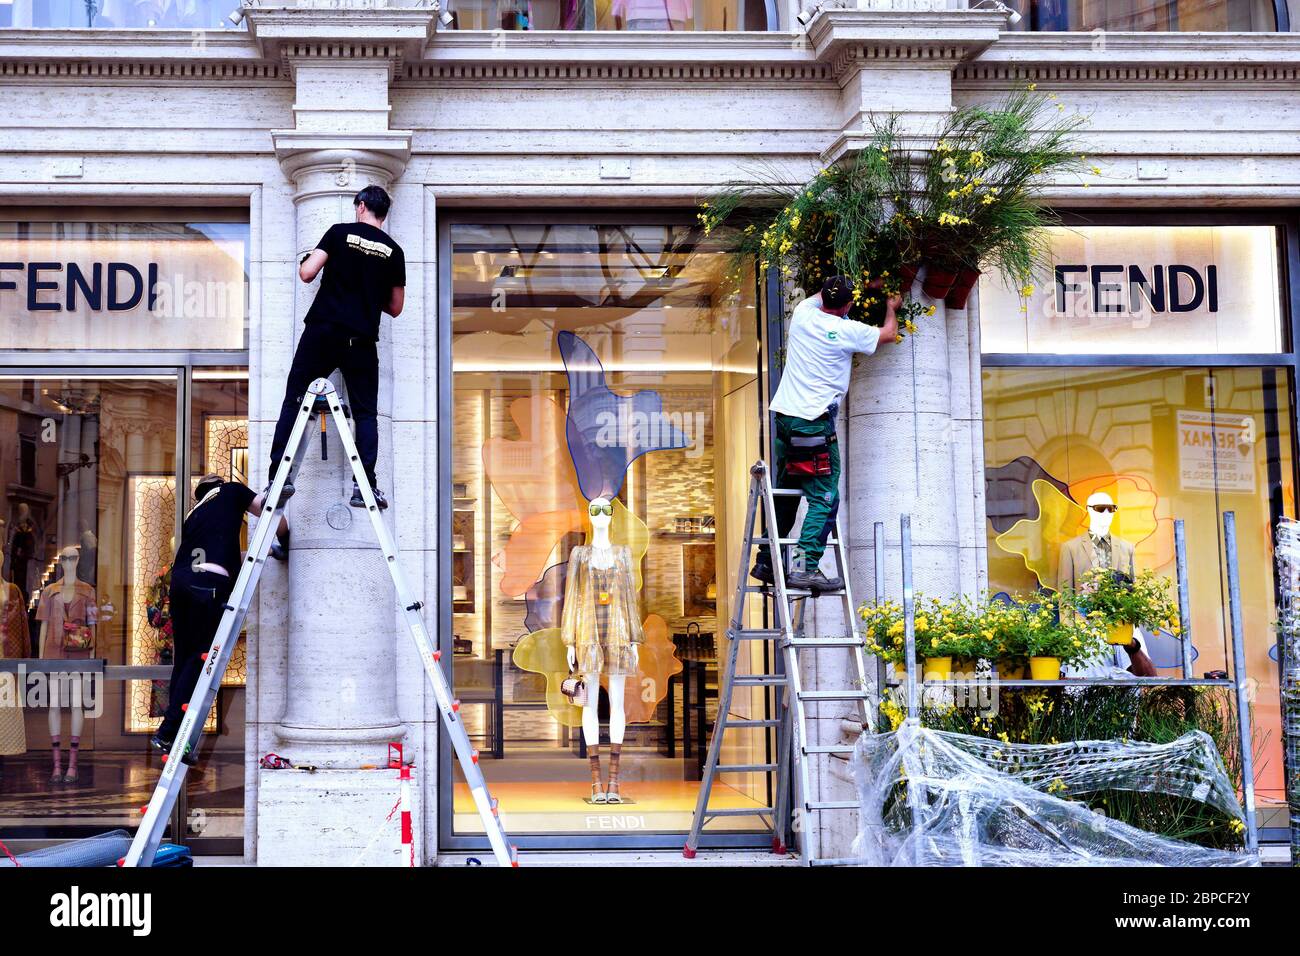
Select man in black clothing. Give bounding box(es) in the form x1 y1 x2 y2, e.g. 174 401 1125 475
151 475 289 754
267 184 407 509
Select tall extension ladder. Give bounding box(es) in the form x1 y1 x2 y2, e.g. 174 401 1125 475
683 460 872 866
123 378 516 867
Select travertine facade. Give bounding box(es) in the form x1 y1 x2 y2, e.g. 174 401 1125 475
2 1 1297 863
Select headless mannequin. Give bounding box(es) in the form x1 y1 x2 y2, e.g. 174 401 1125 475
39 549 91 783
567 497 638 804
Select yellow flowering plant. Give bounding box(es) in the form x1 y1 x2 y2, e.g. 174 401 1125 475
858 591 1107 669
1075 567 1181 633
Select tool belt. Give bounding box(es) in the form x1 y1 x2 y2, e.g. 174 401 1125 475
786 432 835 478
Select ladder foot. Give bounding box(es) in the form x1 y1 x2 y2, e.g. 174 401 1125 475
771 836 788 855
682 844 697 859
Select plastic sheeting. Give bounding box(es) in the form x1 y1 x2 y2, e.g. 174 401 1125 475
0 829 133 868
851 724 1256 867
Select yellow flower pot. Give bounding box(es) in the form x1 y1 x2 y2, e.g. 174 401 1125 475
1028 656 1061 681
1107 622 1134 646
923 656 952 680
998 662 1025 680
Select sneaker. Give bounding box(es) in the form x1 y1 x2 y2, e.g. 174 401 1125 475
149 733 174 754
786 570 844 594
351 482 389 510
270 539 289 562
750 559 775 585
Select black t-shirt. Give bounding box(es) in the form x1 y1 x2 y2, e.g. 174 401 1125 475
303 222 406 341
173 483 257 579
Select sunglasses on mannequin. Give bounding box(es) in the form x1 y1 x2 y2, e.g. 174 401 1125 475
1089 504 1117 514
589 503 613 517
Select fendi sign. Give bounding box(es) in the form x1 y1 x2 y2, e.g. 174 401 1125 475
0 235 246 351
980 225 1281 355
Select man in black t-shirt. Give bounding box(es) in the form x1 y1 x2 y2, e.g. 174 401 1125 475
152 475 289 754
267 184 407 510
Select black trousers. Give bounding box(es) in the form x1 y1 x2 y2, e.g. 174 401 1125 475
159 569 235 741
269 323 380 485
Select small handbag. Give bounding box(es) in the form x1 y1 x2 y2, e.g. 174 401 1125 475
62 621 94 653
560 673 588 707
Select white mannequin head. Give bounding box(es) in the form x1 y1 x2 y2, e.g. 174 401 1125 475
1086 491 1117 538
588 496 613 539
58 545 80 583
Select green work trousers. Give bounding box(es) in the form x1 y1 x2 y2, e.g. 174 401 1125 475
757 412 841 570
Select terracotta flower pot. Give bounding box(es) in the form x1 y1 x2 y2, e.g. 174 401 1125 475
944 268 982 310
899 261 921 290
921 264 958 300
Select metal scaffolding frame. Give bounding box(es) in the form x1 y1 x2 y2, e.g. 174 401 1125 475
880 509 1261 856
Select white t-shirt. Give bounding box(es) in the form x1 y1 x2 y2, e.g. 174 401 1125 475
769 295 881 420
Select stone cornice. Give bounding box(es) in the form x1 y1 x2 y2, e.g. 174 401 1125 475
808 9 1007 78
247 8 436 78
0 28 282 80
406 32 829 82
3 25 1299 88
960 31 1300 85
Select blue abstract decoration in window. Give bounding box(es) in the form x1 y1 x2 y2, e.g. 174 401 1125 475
558 330 690 499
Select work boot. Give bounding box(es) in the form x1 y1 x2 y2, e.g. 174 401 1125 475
750 557 775 585
351 481 389 510
786 569 844 594
264 477 294 504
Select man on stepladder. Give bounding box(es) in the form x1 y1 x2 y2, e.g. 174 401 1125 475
267 184 407 510
752 275 899 593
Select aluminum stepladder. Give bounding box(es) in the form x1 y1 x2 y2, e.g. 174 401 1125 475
683 460 872 866
124 377 516 867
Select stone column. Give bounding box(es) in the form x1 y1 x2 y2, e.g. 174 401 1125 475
248 5 427 863
268 147 409 768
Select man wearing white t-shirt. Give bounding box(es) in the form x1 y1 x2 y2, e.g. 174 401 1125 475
753 276 900 593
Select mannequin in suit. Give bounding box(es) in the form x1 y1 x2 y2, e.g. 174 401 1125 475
1057 491 1157 677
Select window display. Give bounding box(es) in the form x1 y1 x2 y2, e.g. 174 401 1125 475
983 364 1296 832
448 220 770 842
0 369 249 844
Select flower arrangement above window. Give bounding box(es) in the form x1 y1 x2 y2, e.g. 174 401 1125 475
697 87 1095 334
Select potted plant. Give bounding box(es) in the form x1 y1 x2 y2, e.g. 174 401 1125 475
1075 567 1181 646
1023 605 1106 680
698 119 936 340
915 88 1090 310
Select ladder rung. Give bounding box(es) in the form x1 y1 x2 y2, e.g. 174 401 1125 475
715 763 779 773
786 637 863 648
723 719 781 729
803 745 855 755
798 690 870 701
806 801 858 811
733 675 787 687
731 628 785 640
704 807 775 818
768 488 804 496
775 537 840 545
742 585 812 596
